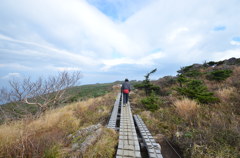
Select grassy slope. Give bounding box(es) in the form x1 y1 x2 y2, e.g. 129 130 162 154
67 80 140 101
0 82 121 123
0 82 141 157
0 92 118 157
0 81 139 157
67 83 116 101
131 59 240 158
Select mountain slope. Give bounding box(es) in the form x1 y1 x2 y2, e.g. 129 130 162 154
131 57 240 158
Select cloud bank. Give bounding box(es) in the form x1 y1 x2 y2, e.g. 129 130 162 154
0 0 240 85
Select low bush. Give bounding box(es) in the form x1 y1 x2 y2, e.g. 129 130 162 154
184 70 202 78
207 69 232 81
207 61 216 66
141 93 161 111
177 65 194 74
176 79 218 103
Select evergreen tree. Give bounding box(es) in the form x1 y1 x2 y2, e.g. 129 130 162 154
135 68 160 96
176 79 218 104
207 69 232 82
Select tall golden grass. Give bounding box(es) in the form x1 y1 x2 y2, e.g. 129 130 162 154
173 98 199 120
0 105 79 157
83 128 118 158
215 87 236 102
226 66 240 88
0 93 115 157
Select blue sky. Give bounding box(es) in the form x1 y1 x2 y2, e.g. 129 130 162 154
0 0 240 87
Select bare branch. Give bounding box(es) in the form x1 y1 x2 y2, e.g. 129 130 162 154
0 71 81 119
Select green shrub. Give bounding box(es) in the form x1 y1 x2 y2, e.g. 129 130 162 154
141 93 161 111
207 61 216 66
177 65 194 74
177 74 188 87
185 70 202 78
216 61 224 66
207 69 232 81
176 79 218 104
177 66 202 78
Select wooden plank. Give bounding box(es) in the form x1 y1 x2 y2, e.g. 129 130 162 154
134 115 163 158
116 99 141 158
107 93 121 129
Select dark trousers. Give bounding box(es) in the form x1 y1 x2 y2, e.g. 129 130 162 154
123 93 129 104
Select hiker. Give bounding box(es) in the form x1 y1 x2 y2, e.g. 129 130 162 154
121 78 131 106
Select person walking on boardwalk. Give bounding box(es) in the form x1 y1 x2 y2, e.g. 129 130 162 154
121 78 131 106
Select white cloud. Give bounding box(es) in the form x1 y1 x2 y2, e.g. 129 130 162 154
1 73 21 79
122 0 240 63
0 63 32 70
211 49 240 61
47 65 82 71
101 52 165 71
0 0 142 57
57 67 81 71
230 41 240 46
0 0 240 84
0 34 99 66
167 27 189 42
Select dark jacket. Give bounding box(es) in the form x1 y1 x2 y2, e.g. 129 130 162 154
121 82 131 92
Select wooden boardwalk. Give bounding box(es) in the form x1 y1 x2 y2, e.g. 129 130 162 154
116 102 141 157
107 93 163 158
107 93 121 129
134 115 163 158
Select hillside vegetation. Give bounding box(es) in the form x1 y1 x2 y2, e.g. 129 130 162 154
131 57 240 158
0 57 239 158
0 80 140 124
0 82 119 123
0 92 118 157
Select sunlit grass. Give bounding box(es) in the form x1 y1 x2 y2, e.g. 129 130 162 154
0 92 116 157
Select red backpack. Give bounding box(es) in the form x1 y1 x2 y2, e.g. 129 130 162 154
123 89 129 94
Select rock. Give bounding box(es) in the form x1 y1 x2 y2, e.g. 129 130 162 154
72 143 80 151
75 123 102 138
79 128 103 153
67 134 73 139
68 123 103 156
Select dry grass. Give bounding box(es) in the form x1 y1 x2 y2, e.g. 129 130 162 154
139 111 166 135
0 105 79 157
0 93 115 157
215 87 236 102
83 128 118 158
73 93 115 127
173 98 199 120
226 66 240 89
